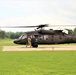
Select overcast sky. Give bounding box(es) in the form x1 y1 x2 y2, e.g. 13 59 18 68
0 0 76 32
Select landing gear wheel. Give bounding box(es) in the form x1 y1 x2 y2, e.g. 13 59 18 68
32 43 38 48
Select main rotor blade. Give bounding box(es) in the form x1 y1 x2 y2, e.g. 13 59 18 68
1 24 76 28
0 26 38 28
0 24 48 28
49 25 76 27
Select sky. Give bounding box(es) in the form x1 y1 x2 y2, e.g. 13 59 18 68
0 0 76 32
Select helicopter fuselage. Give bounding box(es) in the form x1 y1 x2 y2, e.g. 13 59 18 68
14 30 76 46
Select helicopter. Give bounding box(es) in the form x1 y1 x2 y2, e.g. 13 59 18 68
1 24 76 47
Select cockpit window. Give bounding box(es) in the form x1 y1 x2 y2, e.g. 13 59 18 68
19 34 27 39
19 35 23 39
22 35 27 39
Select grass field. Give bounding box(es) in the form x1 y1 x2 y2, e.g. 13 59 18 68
0 39 76 75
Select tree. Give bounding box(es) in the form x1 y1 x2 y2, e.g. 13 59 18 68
72 28 76 35
0 30 6 39
5 32 23 39
65 29 73 35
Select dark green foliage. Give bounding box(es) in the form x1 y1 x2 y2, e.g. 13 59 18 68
65 28 76 35
72 28 76 35
6 32 23 39
0 30 6 39
0 30 23 39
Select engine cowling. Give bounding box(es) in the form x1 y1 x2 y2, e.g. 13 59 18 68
38 30 54 34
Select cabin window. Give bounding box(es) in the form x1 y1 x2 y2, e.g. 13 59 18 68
39 35 43 40
30 35 32 38
32 35 35 38
32 35 38 38
44 35 48 40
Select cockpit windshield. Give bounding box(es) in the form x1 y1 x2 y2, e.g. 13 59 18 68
19 35 23 39
19 34 27 39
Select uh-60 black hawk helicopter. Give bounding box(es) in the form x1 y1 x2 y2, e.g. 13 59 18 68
2 24 76 48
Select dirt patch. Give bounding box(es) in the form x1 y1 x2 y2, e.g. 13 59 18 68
2 45 76 51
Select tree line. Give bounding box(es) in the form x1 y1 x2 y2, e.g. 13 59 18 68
65 28 76 35
0 28 76 39
0 31 23 39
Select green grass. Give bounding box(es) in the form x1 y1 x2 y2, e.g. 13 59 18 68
0 39 76 75
0 39 19 46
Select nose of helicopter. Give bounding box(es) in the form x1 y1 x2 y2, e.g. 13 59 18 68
13 39 20 44
13 40 17 44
